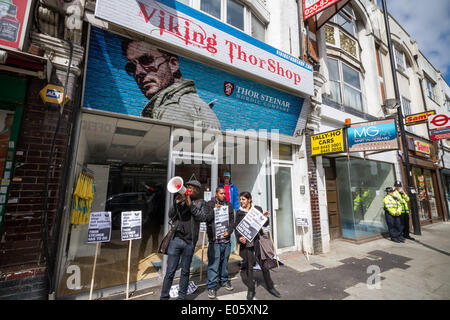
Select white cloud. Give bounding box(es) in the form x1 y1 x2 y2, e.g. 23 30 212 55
386 0 450 82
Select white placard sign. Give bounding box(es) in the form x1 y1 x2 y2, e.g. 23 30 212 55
296 217 309 227
236 207 268 242
121 211 142 241
169 281 197 298
214 205 229 239
87 211 112 243
200 222 207 233
95 0 313 97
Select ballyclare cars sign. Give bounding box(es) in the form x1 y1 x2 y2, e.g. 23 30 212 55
311 129 345 156
95 0 313 97
405 110 435 126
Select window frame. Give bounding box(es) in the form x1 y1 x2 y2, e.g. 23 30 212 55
400 96 412 116
394 46 406 73
425 77 436 101
326 57 364 111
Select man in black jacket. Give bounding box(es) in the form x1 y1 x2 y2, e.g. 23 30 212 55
160 180 209 300
205 187 235 299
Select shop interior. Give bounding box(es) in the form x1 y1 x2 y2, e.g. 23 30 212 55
57 113 270 298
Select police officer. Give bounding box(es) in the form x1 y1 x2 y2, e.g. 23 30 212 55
393 181 415 240
383 187 404 243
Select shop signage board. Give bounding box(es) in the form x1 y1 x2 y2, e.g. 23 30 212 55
311 128 345 156
347 119 398 152
414 140 431 156
214 205 229 239
303 0 342 20
405 110 435 126
428 112 450 141
95 0 313 97
295 216 309 227
121 211 142 241
85 27 306 137
0 0 33 50
87 212 112 243
235 207 267 242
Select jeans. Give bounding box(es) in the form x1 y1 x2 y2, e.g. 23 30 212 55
206 242 231 289
385 213 404 240
160 237 195 300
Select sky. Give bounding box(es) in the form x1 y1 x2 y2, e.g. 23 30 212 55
383 0 450 85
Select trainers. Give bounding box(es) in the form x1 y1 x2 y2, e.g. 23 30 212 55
207 288 216 299
222 281 234 291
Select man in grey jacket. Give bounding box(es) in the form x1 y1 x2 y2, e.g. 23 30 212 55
160 179 209 300
122 39 221 131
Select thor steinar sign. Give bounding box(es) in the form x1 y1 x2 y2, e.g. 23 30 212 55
95 0 313 97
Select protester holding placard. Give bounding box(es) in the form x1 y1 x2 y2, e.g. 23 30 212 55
160 179 209 300
204 187 235 299
235 192 281 300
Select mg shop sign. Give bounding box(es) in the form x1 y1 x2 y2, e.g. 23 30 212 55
347 119 398 152
428 112 450 141
95 0 313 97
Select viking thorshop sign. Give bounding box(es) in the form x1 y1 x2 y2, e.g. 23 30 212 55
121 211 142 241
347 119 398 152
95 0 313 97
235 207 268 242
87 212 112 243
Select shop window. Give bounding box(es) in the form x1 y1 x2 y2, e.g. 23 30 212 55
326 57 363 111
336 158 393 240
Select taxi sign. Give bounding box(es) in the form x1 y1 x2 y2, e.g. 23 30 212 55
39 84 69 106
311 129 346 156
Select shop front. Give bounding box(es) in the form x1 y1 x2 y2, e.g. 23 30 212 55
403 134 444 226
54 1 313 299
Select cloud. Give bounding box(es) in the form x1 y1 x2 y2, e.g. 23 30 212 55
386 0 450 83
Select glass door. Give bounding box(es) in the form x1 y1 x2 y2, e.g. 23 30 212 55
272 164 296 251
412 167 431 221
423 170 439 219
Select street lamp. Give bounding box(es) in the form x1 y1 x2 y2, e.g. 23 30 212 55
381 0 421 235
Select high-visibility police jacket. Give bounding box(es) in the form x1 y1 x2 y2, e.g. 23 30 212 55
383 194 401 216
354 190 373 212
393 190 410 214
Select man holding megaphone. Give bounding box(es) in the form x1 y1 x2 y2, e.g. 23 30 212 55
160 177 211 300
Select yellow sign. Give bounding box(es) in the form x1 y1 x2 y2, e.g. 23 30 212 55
414 140 431 155
405 110 435 126
311 129 345 156
39 84 69 106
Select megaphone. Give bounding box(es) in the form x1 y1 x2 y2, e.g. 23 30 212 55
167 176 190 195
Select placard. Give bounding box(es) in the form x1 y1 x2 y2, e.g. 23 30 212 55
200 222 207 233
121 211 142 241
214 205 229 239
87 211 112 243
347 119 398 152
296 217 309 227
169 281 197 299
235 207 268 242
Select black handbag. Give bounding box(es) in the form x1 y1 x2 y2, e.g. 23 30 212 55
158 200 182 255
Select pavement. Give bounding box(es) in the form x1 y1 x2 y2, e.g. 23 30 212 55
122 222 450 300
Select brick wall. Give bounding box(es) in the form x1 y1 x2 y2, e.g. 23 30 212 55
0 76 74 299
305 128 323 254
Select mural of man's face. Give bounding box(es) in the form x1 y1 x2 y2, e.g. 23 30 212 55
125 41 180 99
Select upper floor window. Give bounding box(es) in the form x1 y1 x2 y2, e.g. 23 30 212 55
326 57 363 111
194 0 266 40
332 4 356 37
401 96 412 116
445 98 450 112
425 77 436 101
394 46 406 73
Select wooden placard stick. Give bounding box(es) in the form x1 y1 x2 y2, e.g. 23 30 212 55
126 240 132 300
89 242 100 300
200 231 206 282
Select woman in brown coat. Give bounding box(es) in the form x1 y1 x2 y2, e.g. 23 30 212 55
235 191 281 300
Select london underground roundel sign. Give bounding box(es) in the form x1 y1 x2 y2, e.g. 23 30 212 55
428 112 450 141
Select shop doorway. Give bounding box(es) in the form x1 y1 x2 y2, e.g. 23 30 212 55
272 164 296 252
412 167 442 222
323 158 342 240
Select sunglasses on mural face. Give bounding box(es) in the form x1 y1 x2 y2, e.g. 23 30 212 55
125 54 169 76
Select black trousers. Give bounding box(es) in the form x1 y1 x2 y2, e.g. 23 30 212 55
401 211 411 237
385 213 404 240
245 246 274 291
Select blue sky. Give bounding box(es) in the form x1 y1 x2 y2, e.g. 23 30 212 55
383 0 450 85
